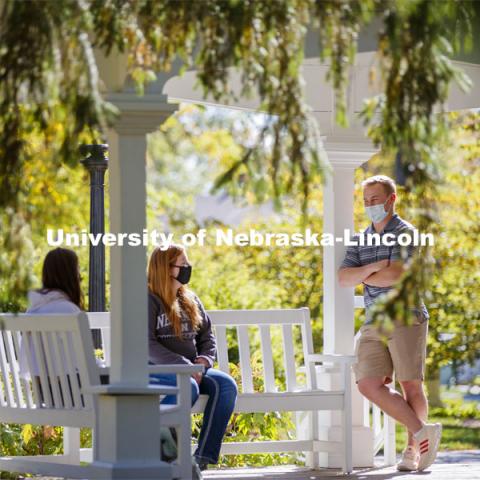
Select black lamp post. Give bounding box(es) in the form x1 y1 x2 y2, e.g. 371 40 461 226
81 144 108 349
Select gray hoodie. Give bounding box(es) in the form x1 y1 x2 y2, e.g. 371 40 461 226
20 289 80 378
148 291 217 368
26 289 81 314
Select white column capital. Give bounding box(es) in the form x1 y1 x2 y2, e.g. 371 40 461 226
325 148 375 169
107 93 178 135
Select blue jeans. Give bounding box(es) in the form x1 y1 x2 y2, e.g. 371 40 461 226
149 368 238 464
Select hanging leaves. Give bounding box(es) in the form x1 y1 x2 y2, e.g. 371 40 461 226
359 0 474 328
0 0 476 322
0 0 115 207
0 0 475 213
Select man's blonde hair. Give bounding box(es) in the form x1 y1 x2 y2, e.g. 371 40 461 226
361 175 396 195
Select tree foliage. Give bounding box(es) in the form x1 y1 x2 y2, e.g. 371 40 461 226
0 0 478 358
1 0 477 324
360 0 475 327
356 110 480 376
0 1 474 204
424 112 480 377
0 130 91 311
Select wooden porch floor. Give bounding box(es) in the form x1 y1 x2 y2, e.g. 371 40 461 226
33 450 480 479
203 451 480 480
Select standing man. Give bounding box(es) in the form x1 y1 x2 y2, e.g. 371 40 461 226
338 175 441 471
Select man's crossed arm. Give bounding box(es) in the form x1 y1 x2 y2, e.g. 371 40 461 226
338 260 406 288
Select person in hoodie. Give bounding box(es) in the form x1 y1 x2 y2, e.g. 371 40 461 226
148 244 237 471
19 247 85 404
27 247 84 315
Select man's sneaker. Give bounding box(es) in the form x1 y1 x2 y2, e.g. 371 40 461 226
397 446 419 471
415 423 442 471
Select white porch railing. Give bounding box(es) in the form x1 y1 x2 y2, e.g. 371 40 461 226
354 295 396 465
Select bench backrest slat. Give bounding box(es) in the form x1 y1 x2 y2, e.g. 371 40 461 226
21 331 42 407
72 315 102 411
12 330 33 408
282 324 297 392
32 331 54 408
299 309 317 390
237 326 254 393
259 325 276 393
214 326 230 374
42 332 63 407
0 331 15 406
4 330 25 407
51 332 73 409
60 331 83 409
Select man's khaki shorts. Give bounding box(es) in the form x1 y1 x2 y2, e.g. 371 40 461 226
353 314 428 384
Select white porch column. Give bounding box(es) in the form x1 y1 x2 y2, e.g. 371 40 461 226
322 149 372 355
89 97 179 478
316 146 376 469
106 97 176 385
107 106 177 384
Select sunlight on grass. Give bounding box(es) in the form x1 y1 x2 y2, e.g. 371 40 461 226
396 416 480 452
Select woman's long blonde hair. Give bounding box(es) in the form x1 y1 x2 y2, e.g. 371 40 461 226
147 244 202 338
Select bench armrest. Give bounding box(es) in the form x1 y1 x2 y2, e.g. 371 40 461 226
85 384 178 396
96 365 204 376
148 364 204 375
307 354 357 365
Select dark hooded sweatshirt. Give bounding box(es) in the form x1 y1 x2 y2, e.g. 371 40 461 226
148 291 217 368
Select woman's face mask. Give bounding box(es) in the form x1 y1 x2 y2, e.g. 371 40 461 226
174 265 192 285
171 262 192 285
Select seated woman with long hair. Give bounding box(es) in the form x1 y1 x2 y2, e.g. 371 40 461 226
27 247 84 314
19 247 87 405
147 244 237 471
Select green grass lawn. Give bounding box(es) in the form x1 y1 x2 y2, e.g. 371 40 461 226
392 385 480 452
396 416 480 452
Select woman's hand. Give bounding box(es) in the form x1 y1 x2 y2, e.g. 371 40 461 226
194 357 210 368
192 371 203 385
192 357 209 385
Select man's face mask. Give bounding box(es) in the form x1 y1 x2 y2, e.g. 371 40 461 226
365 196 391 223
172 264 192 285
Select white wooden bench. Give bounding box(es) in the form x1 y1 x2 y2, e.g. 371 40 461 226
89 308 356 474
0 313 201 480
